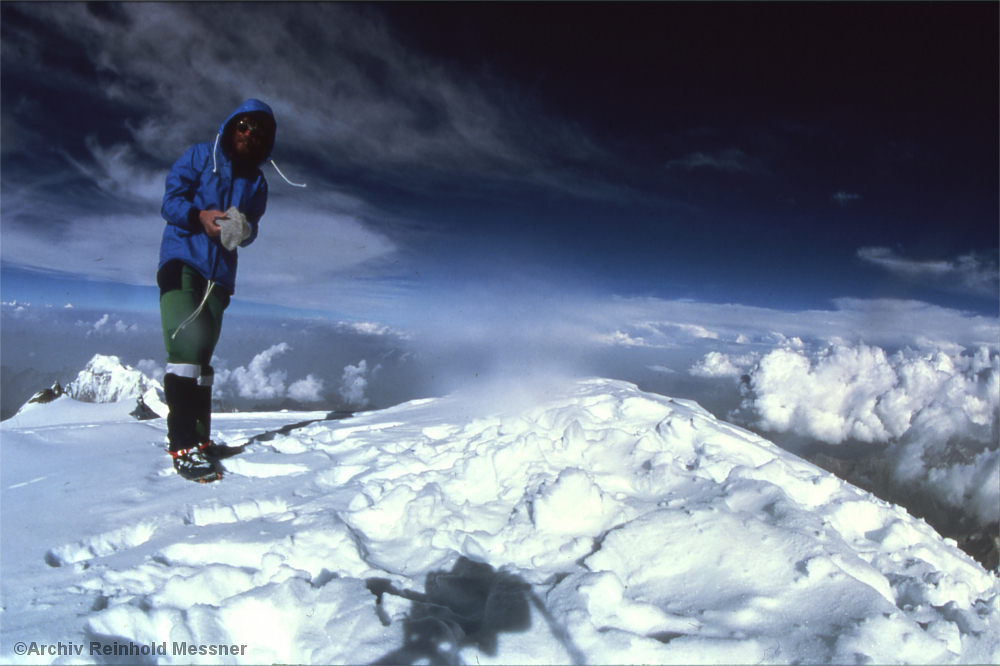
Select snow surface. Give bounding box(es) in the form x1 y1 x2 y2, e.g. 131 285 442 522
1 377 998 664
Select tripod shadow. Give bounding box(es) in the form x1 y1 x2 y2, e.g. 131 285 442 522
368 557 535 665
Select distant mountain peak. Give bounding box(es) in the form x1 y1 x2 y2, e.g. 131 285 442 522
26 381 65 405
67 354 161 404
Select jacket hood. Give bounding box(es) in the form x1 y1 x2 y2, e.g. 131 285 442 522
217 98 276 166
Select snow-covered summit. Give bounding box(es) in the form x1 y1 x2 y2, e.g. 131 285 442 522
66 354 161 404
1 377 997 663
7 355 166 426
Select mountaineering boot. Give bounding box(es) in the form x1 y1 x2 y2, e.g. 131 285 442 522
164 373 220 481
169 446 218 482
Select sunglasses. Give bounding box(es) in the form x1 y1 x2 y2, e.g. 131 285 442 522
235 119 265 136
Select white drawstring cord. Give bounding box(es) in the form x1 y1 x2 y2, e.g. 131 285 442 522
183 127 299 342
270 160 307 187
171 281 215 339
214 129 304 188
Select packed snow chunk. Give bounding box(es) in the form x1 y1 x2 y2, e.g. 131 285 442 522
186 498 291 526
215 578 397 664
346 483 463 575
349 484 424 541
422 423 458 440
584 507 815 614
274 522 383 582
531 467 624 536
544 571 772 665
158 539 278 571
265 434 310 454
149 563 258 609
832 611 959 664
221 457 311 478
86 578 396 665
727 456 842 510
47 519 159 566
572 570 703 637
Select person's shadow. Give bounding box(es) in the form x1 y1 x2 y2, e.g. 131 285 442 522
369 557 569 665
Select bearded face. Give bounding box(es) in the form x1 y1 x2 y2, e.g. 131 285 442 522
226 112 274 166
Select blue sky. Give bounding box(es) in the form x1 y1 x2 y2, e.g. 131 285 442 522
2 2 998 401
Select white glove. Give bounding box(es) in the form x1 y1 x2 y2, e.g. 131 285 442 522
218 206 251 251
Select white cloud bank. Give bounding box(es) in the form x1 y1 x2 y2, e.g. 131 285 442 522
339 360 373 408
690 351 758 379
0 184 399 298
211 343 322 404
575 295 998 358
219 343 291 401
207 344 361 406
288 374 326 403
693 342 999 527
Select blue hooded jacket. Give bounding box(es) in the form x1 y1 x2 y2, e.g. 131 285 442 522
159 99 276 294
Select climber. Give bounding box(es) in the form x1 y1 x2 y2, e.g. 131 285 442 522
156 98 303 481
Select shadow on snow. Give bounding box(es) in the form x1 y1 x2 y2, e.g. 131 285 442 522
367 557 585 665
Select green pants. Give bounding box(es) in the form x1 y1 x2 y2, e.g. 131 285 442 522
159 261 231 378
159 261 231 447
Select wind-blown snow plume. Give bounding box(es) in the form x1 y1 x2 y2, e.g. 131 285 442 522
697 343 1000 527
339 360 371 408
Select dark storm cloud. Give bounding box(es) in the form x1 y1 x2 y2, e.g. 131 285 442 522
0 1 642 303
2 1 997 327
1 2 614 196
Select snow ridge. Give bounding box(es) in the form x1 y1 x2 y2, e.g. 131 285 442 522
1 378 997 664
